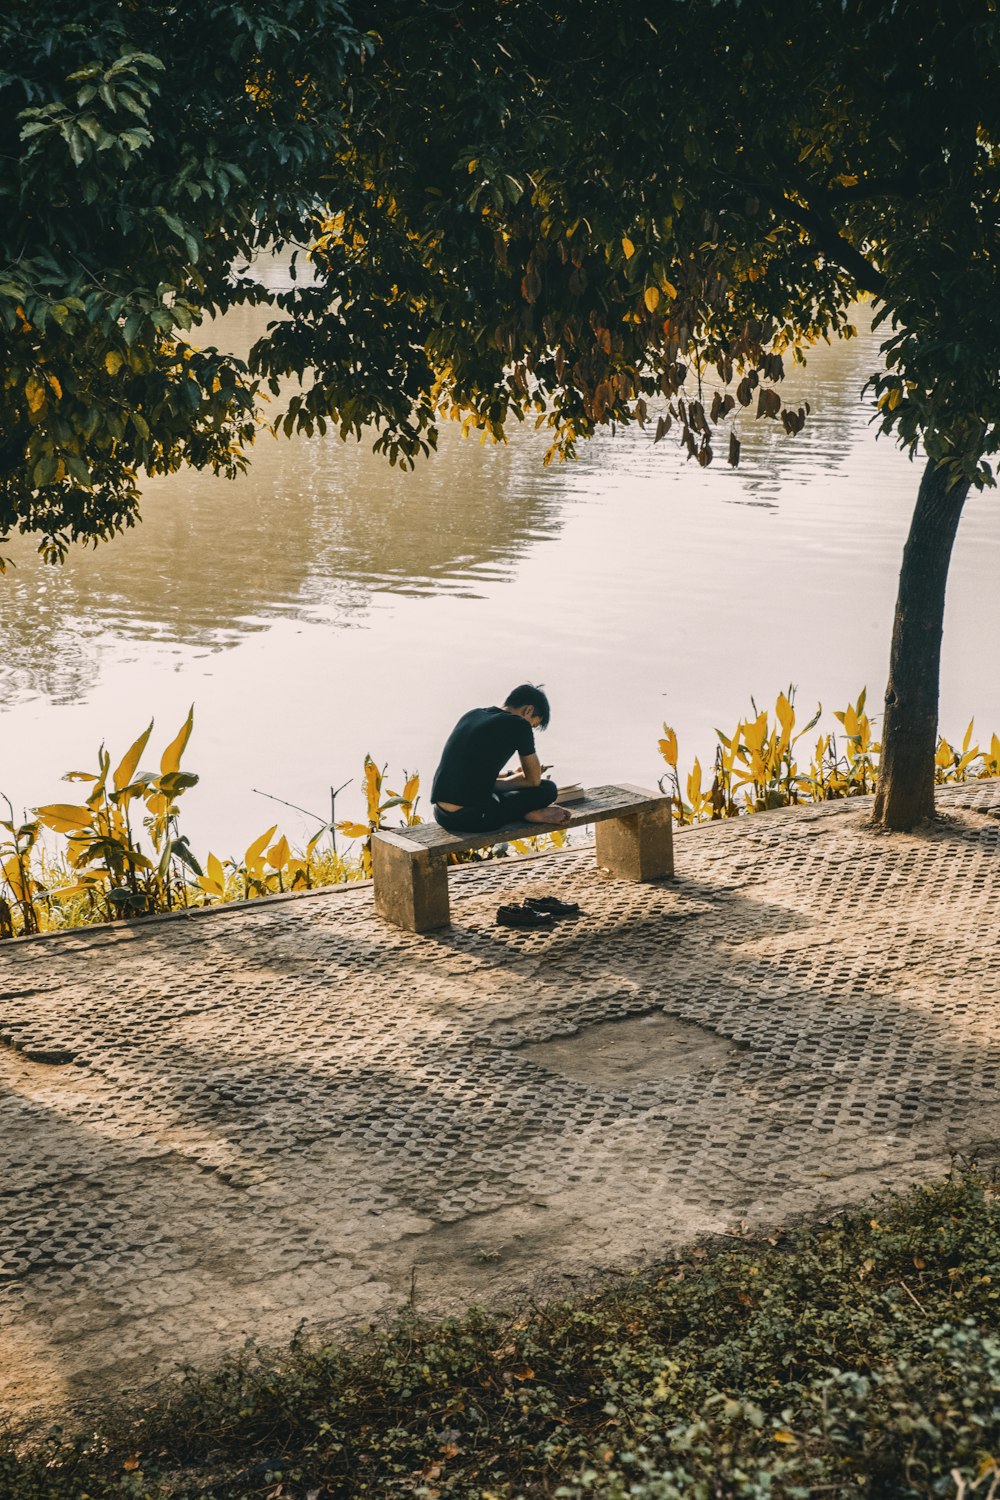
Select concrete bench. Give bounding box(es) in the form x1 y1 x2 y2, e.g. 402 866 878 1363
371 783 673 932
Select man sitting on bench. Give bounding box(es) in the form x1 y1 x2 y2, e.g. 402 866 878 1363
431 684 572 834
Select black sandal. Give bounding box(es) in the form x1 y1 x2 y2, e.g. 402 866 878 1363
524 895 582 917
496 904 554 929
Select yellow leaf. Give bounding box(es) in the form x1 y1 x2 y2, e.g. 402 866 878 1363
207 852 225 890
402 773 420 805
34 802 94 833
160 705 194 775
661 278 678 300
336 821 371 840
105 351 123 376
775 692 795 741
113 720 153 791
25 376 47 415
267 835 290 870
622 236 636 259
773 1430 796 1444
2 856 29 903
643 286 660 312
46 373 63 400
364 756 381 820
742 712 768 755
658 725 678 768
245 825 278 866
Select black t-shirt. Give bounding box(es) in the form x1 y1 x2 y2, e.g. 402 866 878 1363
431 707 536 807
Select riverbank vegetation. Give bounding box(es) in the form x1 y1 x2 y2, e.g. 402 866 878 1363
2 1168 999 1497
0 709 565 939
2 691 997 940
659 688 1000 825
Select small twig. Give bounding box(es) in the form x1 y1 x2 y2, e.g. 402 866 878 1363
329 779 352 857
898 1278 928 1314
251 788 327 822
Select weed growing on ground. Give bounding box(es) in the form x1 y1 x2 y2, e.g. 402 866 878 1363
2 1169 999 1497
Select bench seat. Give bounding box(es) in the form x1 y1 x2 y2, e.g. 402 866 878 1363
371 783 673 932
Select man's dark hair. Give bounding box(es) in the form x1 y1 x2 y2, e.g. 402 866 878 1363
504 683 550 728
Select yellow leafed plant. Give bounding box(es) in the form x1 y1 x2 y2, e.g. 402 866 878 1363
659 688 998 827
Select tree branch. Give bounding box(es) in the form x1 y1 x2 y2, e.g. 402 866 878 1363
761 187 887 298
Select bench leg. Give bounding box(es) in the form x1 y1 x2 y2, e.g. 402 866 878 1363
594 804 674 882
372 839 450 933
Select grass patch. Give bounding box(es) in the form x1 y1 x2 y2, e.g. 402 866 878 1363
4 1169 1000 1497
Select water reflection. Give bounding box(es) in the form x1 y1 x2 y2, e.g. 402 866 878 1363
0 422 568 703
0 289 882 708
725 322 883 500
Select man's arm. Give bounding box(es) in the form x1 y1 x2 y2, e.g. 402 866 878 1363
496 752 544 790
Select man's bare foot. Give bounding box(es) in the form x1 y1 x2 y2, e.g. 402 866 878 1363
524 805 572 825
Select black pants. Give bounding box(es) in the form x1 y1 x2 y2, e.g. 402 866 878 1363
433 780 558 834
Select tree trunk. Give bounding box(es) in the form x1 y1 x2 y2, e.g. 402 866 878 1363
872 456 970 830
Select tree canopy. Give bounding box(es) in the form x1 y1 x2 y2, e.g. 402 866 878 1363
317 0 999 480
3 0 998 560
0 0 365 558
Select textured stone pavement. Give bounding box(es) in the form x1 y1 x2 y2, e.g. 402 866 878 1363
3 781 1000 1424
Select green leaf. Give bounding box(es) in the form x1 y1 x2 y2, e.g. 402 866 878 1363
32 453 59 488
66 126 86 165
63 453 92 486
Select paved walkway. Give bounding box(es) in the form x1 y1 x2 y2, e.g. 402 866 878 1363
3 783 1000 1424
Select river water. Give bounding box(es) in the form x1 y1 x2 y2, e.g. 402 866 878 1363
2 283 998 857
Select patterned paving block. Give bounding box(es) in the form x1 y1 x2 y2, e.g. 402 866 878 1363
2 783 1000 1422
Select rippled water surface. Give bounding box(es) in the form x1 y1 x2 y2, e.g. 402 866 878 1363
2 290 999 851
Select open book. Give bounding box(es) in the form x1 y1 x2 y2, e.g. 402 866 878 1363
555 781 586 804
